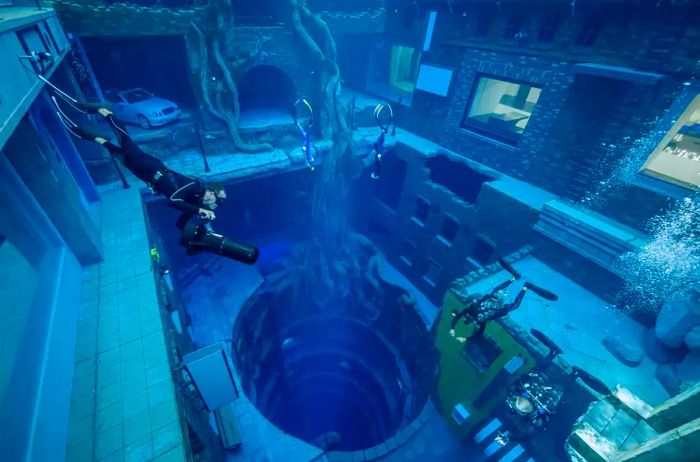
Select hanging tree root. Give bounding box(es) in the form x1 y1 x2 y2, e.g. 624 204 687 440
288 0 353 150
191 22 272 153
288 0 358 213
285 0 371 298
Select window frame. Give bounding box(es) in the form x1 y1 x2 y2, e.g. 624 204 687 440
460 73 543 146
574 16 604 48
537 13 561 43
631 85 700 198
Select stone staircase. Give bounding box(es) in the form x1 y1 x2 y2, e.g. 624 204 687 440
534 200 647 275
566 383 700 462
567 398 659 461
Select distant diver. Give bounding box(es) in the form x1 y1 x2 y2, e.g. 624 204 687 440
369 103 393 180
44 78 259 265
449 258 558 342
292 97 316 170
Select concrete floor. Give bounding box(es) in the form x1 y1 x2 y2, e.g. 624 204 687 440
376 402 467 462
468 256 670 406
182 259 263 346
239 109 294 129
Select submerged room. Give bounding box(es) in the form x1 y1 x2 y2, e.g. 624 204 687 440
1 0 699 461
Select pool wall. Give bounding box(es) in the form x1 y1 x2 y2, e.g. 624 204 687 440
353 133 555 305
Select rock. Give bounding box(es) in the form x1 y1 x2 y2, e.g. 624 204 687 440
655 296 700 348
642 328 687 364
655 364 680 396
602 335 644 367
684 325 700 351
676 351 700 385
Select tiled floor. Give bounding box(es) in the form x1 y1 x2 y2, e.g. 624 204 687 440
66 185 187 462
468 256 670 406
182 260 263 346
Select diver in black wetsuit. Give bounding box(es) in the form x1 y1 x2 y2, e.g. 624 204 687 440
51 96 259 265
61 105 227 226
449 258 559 343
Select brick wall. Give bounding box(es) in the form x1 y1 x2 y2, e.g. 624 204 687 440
231 27 314 99
401 47 576 192
385 1 698 230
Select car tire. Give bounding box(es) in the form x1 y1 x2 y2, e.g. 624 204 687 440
137 115 151 129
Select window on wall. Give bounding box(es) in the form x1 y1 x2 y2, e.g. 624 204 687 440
474 12 494 38
438 215 460 246
640 94 700 191
413 196 430 225
537 13 561 43
400 240 416 267
423 259 443 288
461 75 542 145
503 15 524 40
389 45 421 95
575 16 603 47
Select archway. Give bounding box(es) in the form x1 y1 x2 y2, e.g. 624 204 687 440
238 65 296 128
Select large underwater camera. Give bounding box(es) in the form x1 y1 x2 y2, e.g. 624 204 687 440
180 221 259 265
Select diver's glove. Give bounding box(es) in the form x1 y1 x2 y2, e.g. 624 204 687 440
65 125 111 143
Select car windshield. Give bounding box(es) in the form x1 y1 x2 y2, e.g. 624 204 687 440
122 89 153 103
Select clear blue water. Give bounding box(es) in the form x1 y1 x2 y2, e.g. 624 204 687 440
2 2 700 461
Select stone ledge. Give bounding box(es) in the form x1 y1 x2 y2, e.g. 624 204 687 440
534 199 647 275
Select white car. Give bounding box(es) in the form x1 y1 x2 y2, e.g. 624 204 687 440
104 88 181 129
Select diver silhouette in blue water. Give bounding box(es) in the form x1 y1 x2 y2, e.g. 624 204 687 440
44 78 259 265
369 103 393 180
449 258 559 343
293 98 315 170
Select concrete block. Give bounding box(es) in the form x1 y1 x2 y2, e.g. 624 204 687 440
371 443 389 458
384 437 398 451
362 447 377 460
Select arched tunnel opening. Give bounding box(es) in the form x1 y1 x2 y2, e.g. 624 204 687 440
237 65 296 128
232 239 439 452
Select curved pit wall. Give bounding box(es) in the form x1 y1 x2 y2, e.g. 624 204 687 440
232 248 438 454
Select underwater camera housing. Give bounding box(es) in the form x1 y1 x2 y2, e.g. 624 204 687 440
180 221 259 265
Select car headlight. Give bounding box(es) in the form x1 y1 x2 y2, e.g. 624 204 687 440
152 111 160 117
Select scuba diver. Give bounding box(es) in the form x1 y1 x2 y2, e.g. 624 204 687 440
43 76 259 265
369 103 393 180
292 98 315 171
449 258 558 343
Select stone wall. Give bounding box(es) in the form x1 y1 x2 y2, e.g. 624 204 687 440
401 47 576 192
226 26 314 100
385 1 697 230
52 0 210 36
352 134 553 305
427 1 700 76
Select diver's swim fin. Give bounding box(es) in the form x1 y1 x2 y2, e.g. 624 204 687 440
572 366 611 396
498 258 522 280
530 328 563 356
524 281 558 301
75 101 113 115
